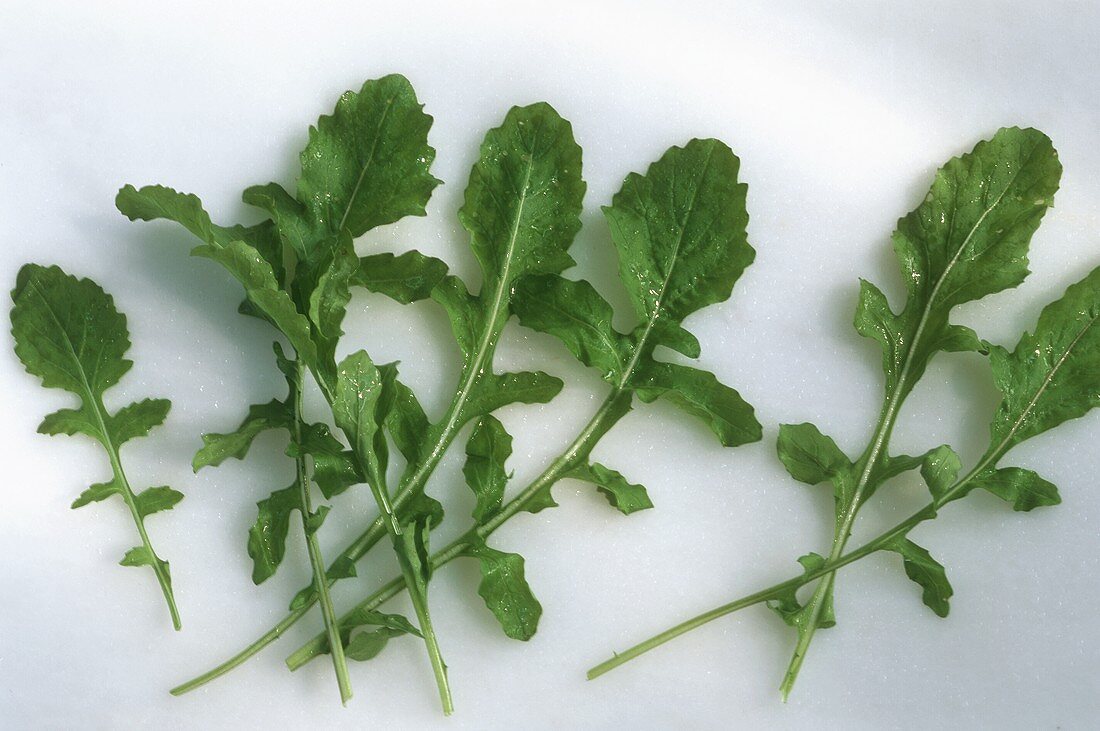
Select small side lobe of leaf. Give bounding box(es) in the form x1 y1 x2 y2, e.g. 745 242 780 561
887 538 953 617
467 540 543 641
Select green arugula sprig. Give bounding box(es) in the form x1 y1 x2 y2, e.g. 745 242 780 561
11 264 183 629
117 74 453 708
116 75 761 707
282 137 762 670
585 128 1100 696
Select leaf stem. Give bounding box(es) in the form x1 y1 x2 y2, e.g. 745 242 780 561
93 395 181 631
586 450 1013 681
292 361 354 706
319 369 454 714
169 604 310 695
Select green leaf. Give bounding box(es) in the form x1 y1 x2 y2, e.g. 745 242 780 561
515 141 761 448
466 539 543 641
247 484 300 584
193 398 292 470
116 184 284 281
344 628 407 662
430 274 484 359
71 480 121 509
109 399 171 445
336 607 421 662
192 240 318 368
887 538 953 618
298 74 439 238
384 375 430 481
458 371 564 425
460 103 585 293
38 407 99 440
969 467 1061 511
463 416 512 523
12 264 132 406
11 264 181 628
332 350 384 482
134 486 184 518
567 462 652 515
633 362 760 447
920 445 962 502
353 251 449 304
988 266 1100 450
512 274 629 383
776 423 851 486
605 139 754 343
856 127 1062 395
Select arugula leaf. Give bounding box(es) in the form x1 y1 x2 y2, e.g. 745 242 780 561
11 264 182 629
463 416 512 523
298 74 440 238
886 538 952 618
513 139 761 449
566 462 652 515
855 127 1061 395
466 539 543 641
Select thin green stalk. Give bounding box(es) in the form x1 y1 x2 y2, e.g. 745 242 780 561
285 389 632 670
94 395 181 630
392 533 453 715
317 370 454 714
169 605 310 695
292 361 354 706
588 486 963 679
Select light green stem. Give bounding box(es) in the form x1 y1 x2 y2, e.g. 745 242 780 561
93 395 181 631
292 361 353 706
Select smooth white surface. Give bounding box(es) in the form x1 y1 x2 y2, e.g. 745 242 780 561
2 1 1099 728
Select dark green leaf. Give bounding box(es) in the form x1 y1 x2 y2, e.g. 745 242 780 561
193 399 292 470
247 484 299 584
463 416 512 523
604 139 754 341
512 274 629 383
109 399 171 445
887 538 953 618
856 128 1061 395
969 467 1061 511
467 539 543 641
298 74 439 238
567 462 652 515
353 251 449 304
920 445 962 502
458 371 564 425
776 423 851 486
71 480 121 509
11 264 180 626
134 486 184 518
460 103 584 293
633 362 760 447
988 266 1100 450
332 350 384 483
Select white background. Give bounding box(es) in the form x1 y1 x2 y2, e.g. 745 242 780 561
2 1 1099 728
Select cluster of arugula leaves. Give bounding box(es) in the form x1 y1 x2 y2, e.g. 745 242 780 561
12 73 1095 713
110 75 761 709
588 127 1100 698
